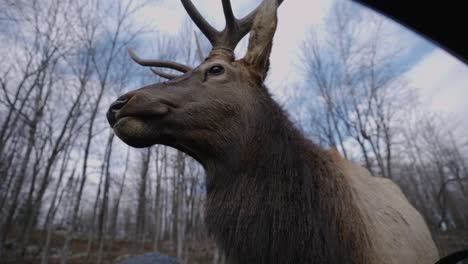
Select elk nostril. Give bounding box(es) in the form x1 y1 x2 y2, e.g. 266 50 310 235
110 94 129 112
117 94 129 101
107 94 130 127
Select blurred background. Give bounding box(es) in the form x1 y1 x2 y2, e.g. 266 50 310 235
0 0 467 263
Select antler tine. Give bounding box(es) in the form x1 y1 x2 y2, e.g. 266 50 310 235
236 5 261 39
179 0 257 51
239 0 285 29
150 68 179 80
236 0 284 47
180 0 284 53
221 0 236 29
127 48 192 73
180 0 218 46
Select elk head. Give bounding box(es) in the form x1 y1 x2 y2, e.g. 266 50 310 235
107 0 283 164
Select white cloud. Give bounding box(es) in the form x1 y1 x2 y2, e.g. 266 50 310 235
405 49 468 118
268 0 332 98
134 2 184 34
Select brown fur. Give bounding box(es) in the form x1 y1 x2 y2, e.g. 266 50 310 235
108 1 438 263
203 86 373 264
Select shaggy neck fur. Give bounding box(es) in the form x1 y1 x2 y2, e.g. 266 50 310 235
203 89 372 264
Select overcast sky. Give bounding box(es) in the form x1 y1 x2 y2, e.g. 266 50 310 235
133 0 468 131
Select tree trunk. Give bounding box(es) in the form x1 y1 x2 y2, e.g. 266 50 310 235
97 133 114 264
135 149 151 249
108 148 130 250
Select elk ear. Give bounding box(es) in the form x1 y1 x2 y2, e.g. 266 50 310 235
243 0 282 81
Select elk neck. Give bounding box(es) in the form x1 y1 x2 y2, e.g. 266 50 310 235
202 87 310 190
201 87 372 264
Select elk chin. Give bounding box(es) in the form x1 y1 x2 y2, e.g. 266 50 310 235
113 116 157 148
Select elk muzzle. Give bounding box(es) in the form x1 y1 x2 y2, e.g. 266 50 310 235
106 84 183 148
107 94 130 127
107 89 177 127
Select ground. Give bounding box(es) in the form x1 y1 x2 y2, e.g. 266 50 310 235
434 229 468 259
2 229 468 263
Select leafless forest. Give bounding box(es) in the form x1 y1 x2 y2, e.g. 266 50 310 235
0 0 467 263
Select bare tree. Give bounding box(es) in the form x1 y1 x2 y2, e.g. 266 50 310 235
135 148 151 248
398 113 468 229
300 1 413 178
96 133 115 263
60 1 145 262
0 0 82 256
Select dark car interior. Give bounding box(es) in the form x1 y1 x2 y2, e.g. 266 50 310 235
353 1 468 65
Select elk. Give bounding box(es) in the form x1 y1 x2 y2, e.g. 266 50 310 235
107 0 439 263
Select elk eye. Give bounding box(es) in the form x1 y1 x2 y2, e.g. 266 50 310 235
208 65 224 76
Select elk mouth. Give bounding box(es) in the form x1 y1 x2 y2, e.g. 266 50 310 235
108 98 180 148
113 115 162 128
113 107 168 126
108 98 179 127
111 115 166 148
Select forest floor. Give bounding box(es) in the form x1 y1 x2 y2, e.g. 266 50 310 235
1 228 214 264
2 229 468 263
434 229 468 258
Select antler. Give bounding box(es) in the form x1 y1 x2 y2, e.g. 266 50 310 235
128 48 192 73
128 0 284 80
181 0 263 52
150 68 179 80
